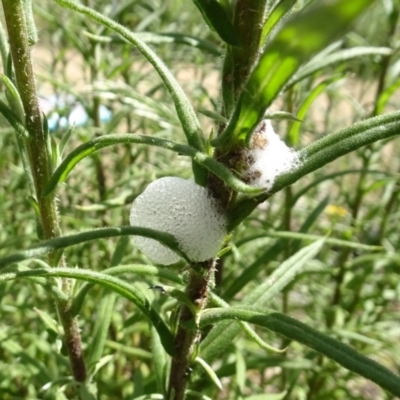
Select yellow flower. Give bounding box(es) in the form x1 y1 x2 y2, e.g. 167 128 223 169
325 204 348 218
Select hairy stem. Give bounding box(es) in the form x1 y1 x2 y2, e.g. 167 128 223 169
221 0 267 118
231 0 267 99
167 260 215 400
2 0 86 383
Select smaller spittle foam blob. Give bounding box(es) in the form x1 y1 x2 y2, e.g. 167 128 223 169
130 177 227 265
243 120 300 190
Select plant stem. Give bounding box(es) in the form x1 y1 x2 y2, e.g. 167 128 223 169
221 0 267 117
89 38 107 202
231 0 267 99
167 260 215 400
2 0 86 383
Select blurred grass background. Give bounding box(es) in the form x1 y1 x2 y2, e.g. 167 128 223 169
0 0 400 399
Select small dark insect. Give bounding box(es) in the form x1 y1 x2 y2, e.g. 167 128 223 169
149 285 167 294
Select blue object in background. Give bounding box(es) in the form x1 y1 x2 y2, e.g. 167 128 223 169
39 95 112 132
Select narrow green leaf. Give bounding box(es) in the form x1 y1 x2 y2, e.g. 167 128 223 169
213 0 375 147
198 109 228 123
33 307 60 335
289 77 337 145
2 74 25 122
0 226 189 269
105 340 152 360
152 285 199 319
59 123 76 156
261 0 297 45
0 21 9 72
133 32 222 56
102 264 184 285
87 290 117 371
276 111 400 193
291 169 387 206
244 393 287 400
151 326 167 395
22 0 38 45
110 235 129 267
200 240 324 361
44 134 262 196
184 391 212 400
376 76 400 115
86 31 222 56
223 241 282 299
264 110 301 122
192 0 239 46
55 0 204 153
235 348 246 393
85 236 129 366
72 263 184 317
210 293 284 353
0 99 28 138
226 198 330 291
197 308 400 398
228 111 400 230
246 239 325 306
194 357 223 390
130 395 164 400
297 195 330 235
0 266 175 356
89 354 114 379
264 231 382 252
287 46 392 89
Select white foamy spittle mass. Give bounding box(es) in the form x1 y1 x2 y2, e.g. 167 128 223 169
244 120 300 190
130 177 227 265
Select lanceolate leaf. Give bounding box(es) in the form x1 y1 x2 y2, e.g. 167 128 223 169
196 308 400 398
55 0 205 153
287 46 392 88
85 32 222 56
0 267 175 356
291 169 388 206
44 134 262 196
213 0 375 148
265 231 382 252
0 226 189 268
2 74 25 122
192 0 239 46
278 111 400 193
376 76 400 114
71 264 183 317
200 240 324 362
87 236 129 370
0 99 27 138
289 77 338 145
228 110 400 230
151 326 167 394
260 0 297 46
210 293 284 353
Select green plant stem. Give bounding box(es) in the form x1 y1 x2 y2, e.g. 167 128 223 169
89 38 107 202
231 0 267 100
372 2 399 116
167 260 216 400
220 1 267 128
1 0 86 383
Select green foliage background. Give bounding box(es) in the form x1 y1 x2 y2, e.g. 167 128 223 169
0 0 400 399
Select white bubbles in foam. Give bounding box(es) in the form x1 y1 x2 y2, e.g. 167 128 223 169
244 120 300 190
130 177 227 265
